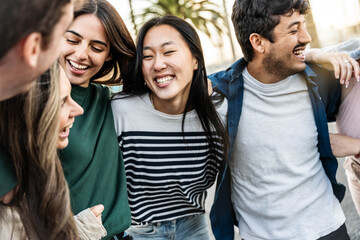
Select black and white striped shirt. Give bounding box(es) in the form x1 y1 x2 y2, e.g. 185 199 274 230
111 93 227 224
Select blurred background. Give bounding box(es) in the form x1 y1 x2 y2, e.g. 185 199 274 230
108 0 360 70
108 0 360 239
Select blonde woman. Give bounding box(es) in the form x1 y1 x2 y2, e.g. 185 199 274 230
0 64 106 239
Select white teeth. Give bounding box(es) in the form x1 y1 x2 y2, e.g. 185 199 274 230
156 76 173 84
69 60 88 70
294 50 304 56
61 124 73 133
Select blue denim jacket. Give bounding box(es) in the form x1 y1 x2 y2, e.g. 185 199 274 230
209 58 346 240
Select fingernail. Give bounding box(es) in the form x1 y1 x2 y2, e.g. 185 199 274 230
346 83 349 88
357 75 360 82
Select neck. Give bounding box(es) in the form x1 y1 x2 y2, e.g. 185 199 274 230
150 92 188 115
0 59 34 101
247 61 289 84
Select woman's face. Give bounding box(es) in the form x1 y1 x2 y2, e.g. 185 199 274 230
142 24 197 114
60 14 111 88
57 67 84 149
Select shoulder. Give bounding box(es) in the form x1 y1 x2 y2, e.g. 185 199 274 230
111 93 144 113
211 92 228 117
208 58 247 96
305 63 337 81
91 84 111 97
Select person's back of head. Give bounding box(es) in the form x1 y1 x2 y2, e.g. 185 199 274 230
231 0 310 62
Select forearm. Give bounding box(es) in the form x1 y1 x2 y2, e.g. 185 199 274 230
329 133 360 157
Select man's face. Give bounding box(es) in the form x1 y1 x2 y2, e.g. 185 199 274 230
36 2 74 76
0 2 73 101
263 11 311 79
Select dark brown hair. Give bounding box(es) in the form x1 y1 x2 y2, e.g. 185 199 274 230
74 0 136 85
122 15 229 160
0 0 72 60
232 0 310 61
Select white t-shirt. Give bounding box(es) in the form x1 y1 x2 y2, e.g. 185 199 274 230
230 68 345 240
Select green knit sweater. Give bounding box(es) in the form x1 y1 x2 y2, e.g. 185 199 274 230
59 84 131 239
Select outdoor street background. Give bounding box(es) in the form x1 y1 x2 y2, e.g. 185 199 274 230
106 1 360 238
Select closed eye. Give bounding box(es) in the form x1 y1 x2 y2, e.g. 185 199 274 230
165 50 176 55
91 46 103 53
143 55 153 59
66 39 78 44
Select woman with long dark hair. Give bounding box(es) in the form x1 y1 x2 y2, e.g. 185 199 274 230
112 15 228 239
58 0 135 239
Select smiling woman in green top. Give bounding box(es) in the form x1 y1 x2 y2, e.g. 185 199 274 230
58 0 135 239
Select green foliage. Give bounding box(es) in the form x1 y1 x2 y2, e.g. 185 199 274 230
131 0 225 45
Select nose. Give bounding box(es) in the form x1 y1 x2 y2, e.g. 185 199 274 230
69 98 84 118
75 43 88 61
299 27 312 44
153 55 167 72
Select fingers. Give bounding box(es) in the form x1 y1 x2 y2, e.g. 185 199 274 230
90 204 104 223
350 58 360 82
330 57 341 80
337 54 359 87
341 57 353 87
0 186 18 204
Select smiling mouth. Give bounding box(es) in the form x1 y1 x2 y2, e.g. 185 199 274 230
155 76 174 84
68 60 89 71
59 124 73 137
293 48 306 61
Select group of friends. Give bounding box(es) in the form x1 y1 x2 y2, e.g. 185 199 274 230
0 0 359 239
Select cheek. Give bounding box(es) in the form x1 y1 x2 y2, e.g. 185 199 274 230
58 110 68 130
60 43 75 59
142 63 152 78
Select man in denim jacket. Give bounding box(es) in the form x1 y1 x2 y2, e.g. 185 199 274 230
209 0 349 239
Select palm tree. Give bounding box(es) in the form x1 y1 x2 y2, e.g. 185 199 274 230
221 0 236 60
128 0 138 35
139 0 225 45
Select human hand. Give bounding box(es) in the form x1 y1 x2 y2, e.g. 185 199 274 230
90 204 104 224
305 50 360 87
207 78 213 95
0 186 18 204
329 133 360 157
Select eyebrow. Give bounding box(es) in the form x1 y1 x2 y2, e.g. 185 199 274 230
143 41 175 51
66 30 108 47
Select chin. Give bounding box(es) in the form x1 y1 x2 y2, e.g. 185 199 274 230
57 139 69 150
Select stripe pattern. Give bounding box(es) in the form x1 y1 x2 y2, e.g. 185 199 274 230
120 131 223 224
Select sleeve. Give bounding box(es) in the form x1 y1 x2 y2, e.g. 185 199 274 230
0 146 18 197
110 96 124 147
309 63 341 122
74 208 107 240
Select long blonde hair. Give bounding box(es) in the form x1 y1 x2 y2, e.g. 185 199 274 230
0 64 78 239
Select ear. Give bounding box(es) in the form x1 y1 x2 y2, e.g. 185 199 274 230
193 58 198 70
105 52 112 61
249 33 266 54
21 32 42 69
